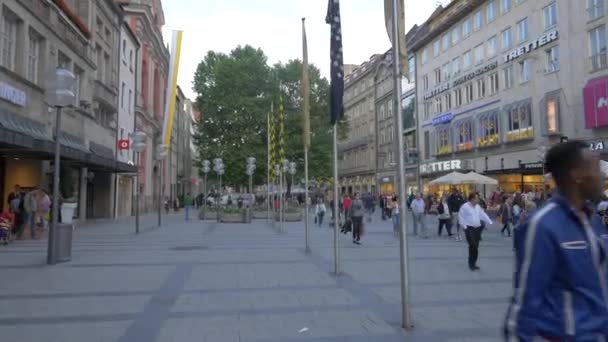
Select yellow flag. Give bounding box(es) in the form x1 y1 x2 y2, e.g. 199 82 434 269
301 18 311 149
384 0 409 78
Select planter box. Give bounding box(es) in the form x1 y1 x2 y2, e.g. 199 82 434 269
199 210 220 220
252 211 269 219
220 210 252 223
274 212 303 222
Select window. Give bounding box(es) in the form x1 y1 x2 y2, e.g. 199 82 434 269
463 50 472 69
122 39 126 63
442 62 450 80
1 16 17 70
434 68 441 84
445 93 452 110
478 112 500 147
465 83 474 103
517 18 529 42
451 28 459 45
435 97 442 114
423 74 429 91
380 104 385 120
424 131 430 159
516 0 525 4
121 82 126 108
487 0 497 22
408 57 415 82
442 34 450 51
454 88 463 107
474 44 484 65
489 72 499 94
502 27 513 49
27 30 41 83
506 102 533 142
433 40 440 57
504 66 514 89
436 127 452 155
588 0 605 20
546 97 559 134
58 51 70 69
424 102 431 120
388 99 393 117
452 56 461 74
456 120 474 152
589 26 607 71
519 59 531 83
544 2 557 29
129 50 133 71
462 18 472 38
74 66 83 106
474 11 483 31
421 48 429 64
501 0 512 14
476 78 486 99
547 46 560 72
487 36 497 57
104 52 111 84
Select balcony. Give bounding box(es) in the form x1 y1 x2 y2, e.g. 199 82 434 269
93 80 117 110
590 53 608 72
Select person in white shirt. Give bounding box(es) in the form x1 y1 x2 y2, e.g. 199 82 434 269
411 193 428 238
437 195 452 236
458 192 492 271
315 199 326 227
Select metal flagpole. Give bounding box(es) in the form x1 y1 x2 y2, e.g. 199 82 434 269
333 125 340 275
267 110 271 223
391 0 413 329
304 148 310 252
280 168 284 233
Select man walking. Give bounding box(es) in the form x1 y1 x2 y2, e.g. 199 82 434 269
411 193 427 238
448 189 466 241
458 193 492 271
349 193 365 245
504 141 608 340
183 193 193 220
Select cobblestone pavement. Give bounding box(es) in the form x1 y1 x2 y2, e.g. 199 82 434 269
0 210 513 341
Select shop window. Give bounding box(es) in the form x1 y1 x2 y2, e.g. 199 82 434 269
456 120 474 152
543 91 561 135
436 126 452 155
506 102 534 142
478 111 500 147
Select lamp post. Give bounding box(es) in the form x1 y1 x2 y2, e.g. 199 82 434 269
213 158 224 221
246 157 256 194
44 67 76 265
132 131 147 234
155 144 167 227
202 160 211 218
288 162 297 193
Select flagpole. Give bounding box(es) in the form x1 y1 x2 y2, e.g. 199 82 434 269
333 124 340 275
391 0 413 329
267 108 271 224
302 17 311 253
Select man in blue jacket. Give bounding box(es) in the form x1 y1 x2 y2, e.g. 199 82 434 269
504 141 608 341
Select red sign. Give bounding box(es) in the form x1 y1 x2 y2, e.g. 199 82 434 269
118 139 130 150
584 77 608 128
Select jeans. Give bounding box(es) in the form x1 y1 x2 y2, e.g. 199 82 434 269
451 213 461 238
501 221 512 236
392 213 400 234
413 213 427 237
352 216 363 241
438 218 452 236
465 226 482 269
185 205 192 220
317 211 325 227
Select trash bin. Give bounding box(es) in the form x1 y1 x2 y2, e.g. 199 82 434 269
51 223 73 264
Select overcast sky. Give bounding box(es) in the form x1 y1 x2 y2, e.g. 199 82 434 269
161 0 444 100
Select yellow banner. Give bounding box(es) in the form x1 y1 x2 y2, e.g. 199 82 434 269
162 30 184 147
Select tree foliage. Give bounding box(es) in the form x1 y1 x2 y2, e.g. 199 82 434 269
192 45 338 188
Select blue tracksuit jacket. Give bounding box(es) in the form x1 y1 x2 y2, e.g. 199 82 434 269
504 194 608 341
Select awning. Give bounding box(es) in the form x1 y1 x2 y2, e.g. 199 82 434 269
583 77 608 129
0 109 48 148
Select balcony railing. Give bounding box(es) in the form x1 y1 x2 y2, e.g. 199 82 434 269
590 53 608 72
588 3 606 20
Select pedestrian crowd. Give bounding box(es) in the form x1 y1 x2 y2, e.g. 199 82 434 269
1 184 51 243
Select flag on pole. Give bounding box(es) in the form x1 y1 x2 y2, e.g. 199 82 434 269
384 0 409 78
269 107 277 181
301 18 311 149
326 0 344 126
278 95 286 164
162 30 184 147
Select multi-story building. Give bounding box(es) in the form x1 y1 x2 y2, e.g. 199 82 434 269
411 0 608 194
115 17 139 218
339 56 381 195
0 0 136 222
122 0 169 212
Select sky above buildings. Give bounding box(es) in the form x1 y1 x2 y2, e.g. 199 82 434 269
161 0 444 100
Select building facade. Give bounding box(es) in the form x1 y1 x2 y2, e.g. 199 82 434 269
339 56 380 195
114 19 139 218
122 0 169 212
0 0 136 222
411 0 608 193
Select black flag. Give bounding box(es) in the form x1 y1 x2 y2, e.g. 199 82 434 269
326 0 344 125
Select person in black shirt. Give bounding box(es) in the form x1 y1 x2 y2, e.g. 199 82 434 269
447 189 466 241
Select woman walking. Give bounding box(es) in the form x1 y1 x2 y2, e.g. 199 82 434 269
390 196 400 237
350 193 365 245
499 197 512 237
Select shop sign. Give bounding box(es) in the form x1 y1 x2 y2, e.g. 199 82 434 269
522 163 543 169
452 61 498 87
117 139 129 150
432 112 454 126
420 159 462 175
0 81 26 107
423 83 450 100
381 177 390 183
590 141 605 151
504 30 559 63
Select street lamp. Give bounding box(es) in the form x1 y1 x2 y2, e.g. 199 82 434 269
155 144 168 227
44 67 76 265
202 160 211 217
213 158 224 221
132 131 147 234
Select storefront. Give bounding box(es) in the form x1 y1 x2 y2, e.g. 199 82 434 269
420 159 475 195
484 162 547 193
378 176 395 195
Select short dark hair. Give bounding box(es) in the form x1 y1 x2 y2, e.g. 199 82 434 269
468 193 478 201
545 140 589 184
